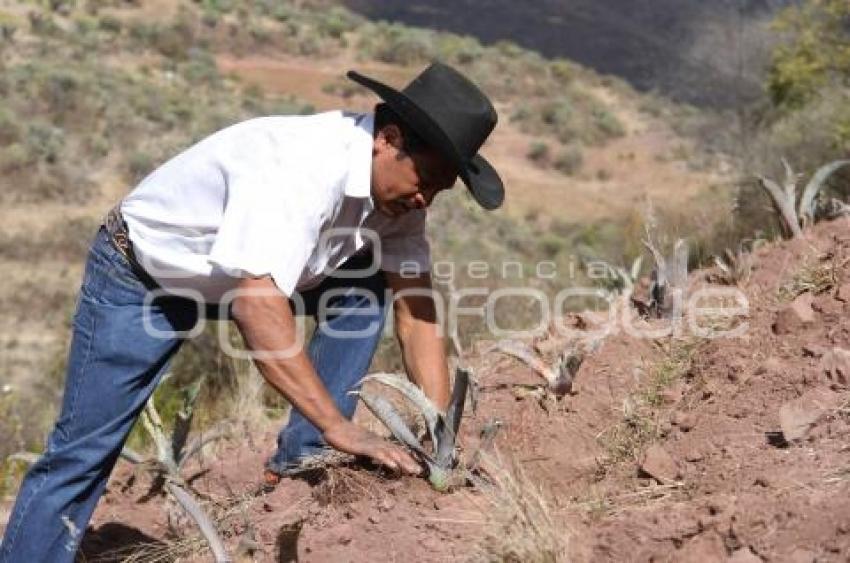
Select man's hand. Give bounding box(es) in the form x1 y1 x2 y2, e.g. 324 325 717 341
323 420 422 474
232 276 422 475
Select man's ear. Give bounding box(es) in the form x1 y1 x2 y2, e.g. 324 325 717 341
377 123 403 151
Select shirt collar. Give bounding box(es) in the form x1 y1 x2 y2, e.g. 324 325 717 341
344 112 374 198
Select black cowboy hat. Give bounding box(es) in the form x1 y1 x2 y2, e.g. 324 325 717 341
347 62 504 210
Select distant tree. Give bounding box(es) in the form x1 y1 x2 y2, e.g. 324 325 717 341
768 0 850 109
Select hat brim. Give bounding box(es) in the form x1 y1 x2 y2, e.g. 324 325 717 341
347 70 504 210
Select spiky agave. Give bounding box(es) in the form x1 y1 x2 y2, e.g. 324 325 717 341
355 368 470 491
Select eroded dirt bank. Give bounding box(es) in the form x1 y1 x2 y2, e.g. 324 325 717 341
8 219 850 563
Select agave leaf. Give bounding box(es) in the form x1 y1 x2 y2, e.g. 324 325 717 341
781 157 798 198
758 172 803 239
172 376 204 465
630 255 643 282
496 339 557 388
436 368 470 467
446 368 470 437
363 373 444 446
798 160 850 226
671 239 689 288
714 255 730 275
355 391 430 460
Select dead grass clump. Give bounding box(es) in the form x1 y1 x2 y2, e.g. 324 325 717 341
96 536 206 563
596 404 658 466
469 452 567 563
778 255 840 300
641 339 700 407
311 463 381 507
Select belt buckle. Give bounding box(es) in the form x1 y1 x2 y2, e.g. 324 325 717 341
106 206 132 259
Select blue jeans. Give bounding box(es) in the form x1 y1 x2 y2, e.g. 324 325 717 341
0 227 387 562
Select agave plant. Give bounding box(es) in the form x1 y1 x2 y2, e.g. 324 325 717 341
710 244 755 286
120 376 231 563
758 158 850 238
355 368 470 492
496 339 577 397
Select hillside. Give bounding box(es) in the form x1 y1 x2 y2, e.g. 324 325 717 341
0 0 734 444
341 0 797 107
39 215 850 562
0 0 760 555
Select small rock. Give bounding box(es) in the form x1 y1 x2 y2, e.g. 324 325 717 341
753 475 771 488
368 514 380 525
639 444 681 484
730 547 762 563
676 531 727 562
802 343 828 358
772 293 816 335
812 294 843 315
756 357 784 377
684 450 704 462
836 283 850 303
780 388 843 441
819 347 850 386
378 498 395 513
671 411 696 432
788 548 816 563
658 383 685 405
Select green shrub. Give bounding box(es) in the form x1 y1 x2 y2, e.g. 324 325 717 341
527 140 550 164
0 107 22 145
362 22 436 65
554 146 583 176
26 122 65 164
316 6 358 39
510 102 532 123
549 59 574 84
0 11 19 41
591 107 625 139
74 15 98 35
127 150 154 181
436 33 484 65
541 97 573 126
98 14 122 33
0 143 31 172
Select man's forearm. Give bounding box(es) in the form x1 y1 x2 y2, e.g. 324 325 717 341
398 319 450 409
231 278 346 434
388 272 451 410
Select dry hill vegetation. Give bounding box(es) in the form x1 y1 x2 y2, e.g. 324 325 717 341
0 0 849 560
0 0 735 472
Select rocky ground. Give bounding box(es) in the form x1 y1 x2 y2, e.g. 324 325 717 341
5 219 850 562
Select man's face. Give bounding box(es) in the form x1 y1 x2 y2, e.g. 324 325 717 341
371 124 459 218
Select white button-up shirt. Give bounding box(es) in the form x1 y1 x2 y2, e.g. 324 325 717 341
121 111 430 302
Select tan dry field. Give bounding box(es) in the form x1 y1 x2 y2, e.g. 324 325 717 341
0 48 731 396
217 52 730 223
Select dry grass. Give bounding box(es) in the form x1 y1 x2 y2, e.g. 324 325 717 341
467 451 567 563
596 339 700 467
778 254 842 301
92 536 208 563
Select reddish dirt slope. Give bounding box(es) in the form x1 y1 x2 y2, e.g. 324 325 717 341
6 218 850 562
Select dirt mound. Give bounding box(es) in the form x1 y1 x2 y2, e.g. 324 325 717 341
6 219 849 562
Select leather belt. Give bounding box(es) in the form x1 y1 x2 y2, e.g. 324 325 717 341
104 204 159 289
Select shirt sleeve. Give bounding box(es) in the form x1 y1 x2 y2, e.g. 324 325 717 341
379 209 432 274
207 156 325 296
